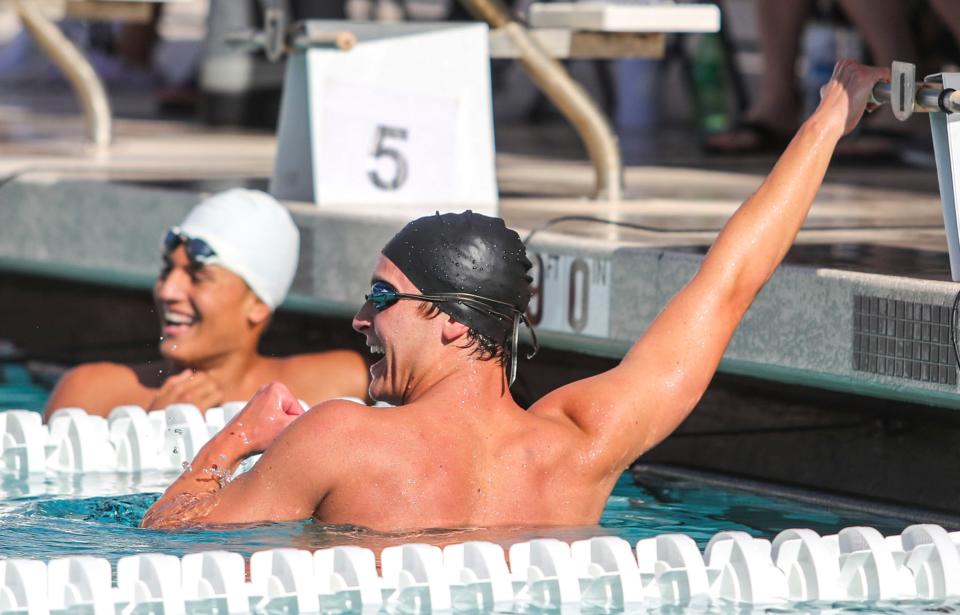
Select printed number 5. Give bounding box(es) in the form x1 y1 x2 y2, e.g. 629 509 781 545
369 125 409 191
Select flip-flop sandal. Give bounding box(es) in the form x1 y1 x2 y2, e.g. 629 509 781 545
702 120 794 155
833 127 908 164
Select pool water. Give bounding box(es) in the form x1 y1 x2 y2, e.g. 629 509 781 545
0 362 50 413
0 462 919 564
0 363 943 615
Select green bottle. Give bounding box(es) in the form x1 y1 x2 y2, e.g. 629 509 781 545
692 33 730 135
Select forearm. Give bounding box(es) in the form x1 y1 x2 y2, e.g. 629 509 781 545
141 429 250 528
702 107 846 300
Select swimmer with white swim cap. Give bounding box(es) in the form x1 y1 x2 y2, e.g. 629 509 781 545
46 189 369 419
144 61 888 530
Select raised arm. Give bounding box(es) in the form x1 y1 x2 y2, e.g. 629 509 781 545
537 61 890 470
141 383 341 529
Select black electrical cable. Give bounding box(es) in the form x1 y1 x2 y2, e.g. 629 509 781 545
522 214 944 245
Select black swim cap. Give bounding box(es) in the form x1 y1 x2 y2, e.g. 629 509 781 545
382 211 533 348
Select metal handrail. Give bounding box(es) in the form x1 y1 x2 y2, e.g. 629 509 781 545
14 0 112 147
457 0 623 201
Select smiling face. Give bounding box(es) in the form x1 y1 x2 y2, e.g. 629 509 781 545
352 256 447 404
154 245 268 368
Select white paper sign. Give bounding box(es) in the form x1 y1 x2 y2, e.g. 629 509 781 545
528 252 612 337
318 80 459 204
270 22 497 214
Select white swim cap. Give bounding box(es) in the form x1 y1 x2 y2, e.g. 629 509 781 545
177 189 300 309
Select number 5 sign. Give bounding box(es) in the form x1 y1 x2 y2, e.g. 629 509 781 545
271 21 498 217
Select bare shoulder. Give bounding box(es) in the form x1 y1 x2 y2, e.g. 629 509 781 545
275 351 369 404
275 397 388 461
46 362 149 419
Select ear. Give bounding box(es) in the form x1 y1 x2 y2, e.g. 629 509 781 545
247 296 272 327
440 315 471 346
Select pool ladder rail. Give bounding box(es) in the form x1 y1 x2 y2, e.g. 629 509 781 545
3 526 960 613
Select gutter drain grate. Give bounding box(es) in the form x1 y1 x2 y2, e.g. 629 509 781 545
852 294 957 385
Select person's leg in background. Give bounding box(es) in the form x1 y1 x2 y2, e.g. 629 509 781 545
704 0 810 153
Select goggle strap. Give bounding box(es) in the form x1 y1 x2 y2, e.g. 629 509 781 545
509 311 520 387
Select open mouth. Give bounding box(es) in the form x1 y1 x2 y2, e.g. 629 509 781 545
162 309 197 337
367 343 385 355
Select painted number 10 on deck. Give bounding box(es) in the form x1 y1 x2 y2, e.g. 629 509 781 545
527 252 612 337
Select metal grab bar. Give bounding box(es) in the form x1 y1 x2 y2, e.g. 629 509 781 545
457 0 623 201
869 61 960 121
14 0 112 147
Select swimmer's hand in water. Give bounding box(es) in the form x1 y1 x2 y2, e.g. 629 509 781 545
224 382 305 457
817 59 891 137
148 369 224 412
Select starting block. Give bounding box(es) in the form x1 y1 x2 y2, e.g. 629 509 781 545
872 61 960 280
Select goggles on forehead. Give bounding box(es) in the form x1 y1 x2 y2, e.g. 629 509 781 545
364 280 539 386
162 227 220 267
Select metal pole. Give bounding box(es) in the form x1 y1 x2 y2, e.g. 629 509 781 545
15 0 112 147
872 82 960 115
458 0 623 201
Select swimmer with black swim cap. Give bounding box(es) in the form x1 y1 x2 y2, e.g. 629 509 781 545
145 60 889 531
375 211 539 386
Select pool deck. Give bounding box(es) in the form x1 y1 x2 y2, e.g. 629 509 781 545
2 92 958 412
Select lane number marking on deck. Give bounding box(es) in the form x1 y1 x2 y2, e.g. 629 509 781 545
527 252 611 337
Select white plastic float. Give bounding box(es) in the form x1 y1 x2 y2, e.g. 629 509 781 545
509 538 581 608
0 560 47 615
572 536 645 609
116 554 185 615
771 528 841 601
635 532 709 602
704 530 787 603
47 556 114 615
5 526 960 614
249 548 319 613
0 404 259 476
381 543 451 612
443 541 512 611
315 546 383 612
180 551 248 614
0 410 45 476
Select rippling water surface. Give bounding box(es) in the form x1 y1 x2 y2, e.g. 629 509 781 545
0 364 945 614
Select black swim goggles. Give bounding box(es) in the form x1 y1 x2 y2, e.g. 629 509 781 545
364 281 539 386
162 227 221 267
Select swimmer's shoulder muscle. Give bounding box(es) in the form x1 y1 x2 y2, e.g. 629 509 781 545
194 397 377 524
45 362 149 420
